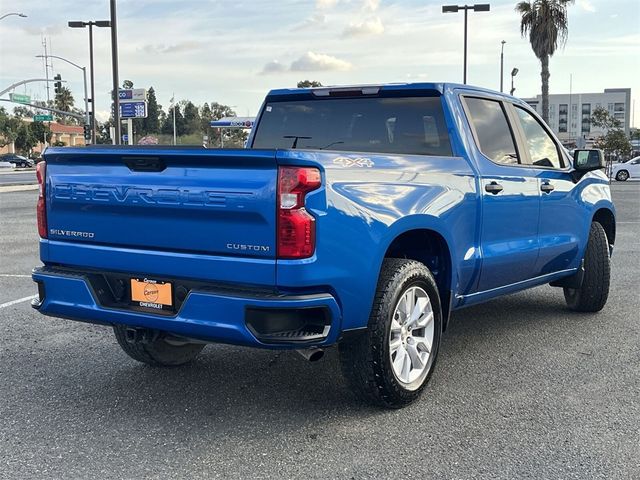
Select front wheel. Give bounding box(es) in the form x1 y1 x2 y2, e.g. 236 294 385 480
113 325 205 366
564 222 611 312
339 259 442 408
616 170 629 181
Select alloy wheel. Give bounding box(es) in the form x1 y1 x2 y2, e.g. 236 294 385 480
389 285 435 386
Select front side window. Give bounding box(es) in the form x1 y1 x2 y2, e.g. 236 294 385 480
252 96 452 156
464 97 519 165
514 107 563 169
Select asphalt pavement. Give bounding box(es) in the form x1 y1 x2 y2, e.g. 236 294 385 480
0 170 37 186
0 184 638 479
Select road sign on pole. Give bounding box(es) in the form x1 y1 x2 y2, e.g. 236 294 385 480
9 93 31 104
34 114 54 121
119 101 147 118
118 88 147 101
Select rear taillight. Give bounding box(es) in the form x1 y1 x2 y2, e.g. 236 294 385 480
36 161 47 238
277 166 321 259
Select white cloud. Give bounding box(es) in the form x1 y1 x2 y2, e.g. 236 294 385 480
291 12 326 31
142 41 205 54
577 0 596 12
342 17 384 37
260 60 288 75
362 0 380 12
290 52 352 72
316 0 338 10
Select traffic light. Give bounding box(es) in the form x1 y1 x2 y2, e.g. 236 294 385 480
83 124 91 141
54 74 62 95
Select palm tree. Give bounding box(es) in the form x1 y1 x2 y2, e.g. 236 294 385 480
516 0 573 124
54 86 74 112
54 86 75 125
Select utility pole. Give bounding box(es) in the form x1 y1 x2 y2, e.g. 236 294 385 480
42 37 51 104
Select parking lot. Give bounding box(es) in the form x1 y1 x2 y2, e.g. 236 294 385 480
0 183 638 479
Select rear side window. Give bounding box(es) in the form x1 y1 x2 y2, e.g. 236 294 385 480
252 96 452 156
464 97 519 165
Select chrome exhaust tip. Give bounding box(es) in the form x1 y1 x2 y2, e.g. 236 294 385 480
296 348 325 362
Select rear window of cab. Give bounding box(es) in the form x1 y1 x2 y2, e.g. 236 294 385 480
252 96 452 157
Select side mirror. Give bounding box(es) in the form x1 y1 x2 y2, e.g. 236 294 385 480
573 149 605 172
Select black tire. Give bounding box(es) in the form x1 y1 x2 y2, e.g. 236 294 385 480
564 222 610 312
113 325 205 366
339 258 442 409
616 170 629 181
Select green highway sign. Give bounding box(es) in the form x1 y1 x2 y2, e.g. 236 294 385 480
9 93 31 104
34 114 53 122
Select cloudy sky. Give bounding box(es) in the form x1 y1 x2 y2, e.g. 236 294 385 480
0 0 638 125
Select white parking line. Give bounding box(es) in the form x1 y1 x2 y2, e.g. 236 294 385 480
0 295 37 309
0 274 31 278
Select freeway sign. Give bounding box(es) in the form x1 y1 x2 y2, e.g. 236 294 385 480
119 101 147 119
34 114 53 121
9 93 31 104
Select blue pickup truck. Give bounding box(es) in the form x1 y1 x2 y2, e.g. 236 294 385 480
32 83 614 408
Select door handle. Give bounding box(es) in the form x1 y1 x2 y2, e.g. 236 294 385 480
541 182 555 193
485 181 504 195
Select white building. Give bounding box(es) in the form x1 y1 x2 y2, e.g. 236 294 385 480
522 88 631 147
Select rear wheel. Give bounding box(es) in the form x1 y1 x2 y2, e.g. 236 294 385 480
113 325 205 366
339 259 442 408
564 222 610 312
616 170 629 181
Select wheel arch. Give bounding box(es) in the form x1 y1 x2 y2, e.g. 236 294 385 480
382 228 454 331
593 207 616 248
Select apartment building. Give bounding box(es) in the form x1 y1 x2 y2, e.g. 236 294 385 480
522 88 631 146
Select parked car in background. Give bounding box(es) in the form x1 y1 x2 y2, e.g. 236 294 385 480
612 156 640 181
0 153 34 168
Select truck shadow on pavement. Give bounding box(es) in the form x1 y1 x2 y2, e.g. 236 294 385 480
52 285 598 424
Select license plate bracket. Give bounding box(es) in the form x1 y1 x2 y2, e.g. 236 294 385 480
130 278 173 311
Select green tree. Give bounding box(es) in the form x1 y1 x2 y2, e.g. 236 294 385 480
162 103 186 137
516 0 574 123
182 101 201 135
0 108 20 148
29 121 52 146
591 107 621 130
200 102 212 133
14 122 37 154
297 80 323 88
13 106 35 118
141 86 160 135
591 107 632 159
210 102 236 120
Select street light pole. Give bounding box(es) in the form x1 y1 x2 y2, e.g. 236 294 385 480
0 12 27 21
442 4 490 84
510 68 519 96
88 23 95 143
68 20 110 144
500 40 506 92
35 55 89 134
109 0 121 145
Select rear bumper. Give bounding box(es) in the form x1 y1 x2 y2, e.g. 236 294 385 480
32 267 342 348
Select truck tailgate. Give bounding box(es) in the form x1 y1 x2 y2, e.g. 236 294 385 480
43 148 277 273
